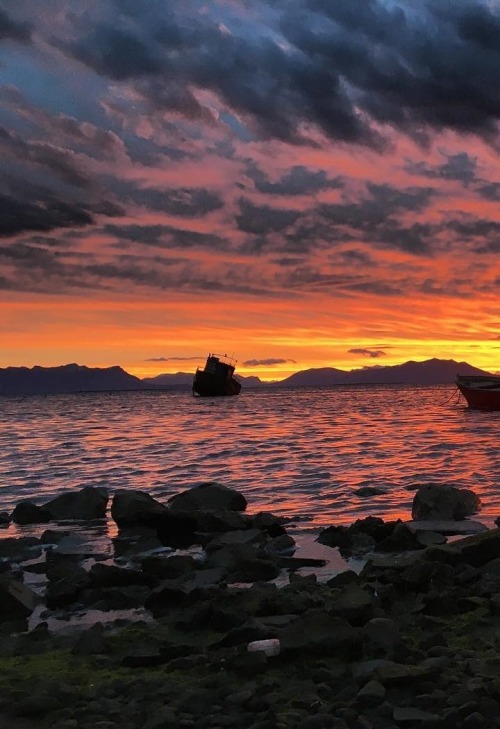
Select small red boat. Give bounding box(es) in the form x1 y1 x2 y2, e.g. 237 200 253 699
456 374 500 411
193 353 241 397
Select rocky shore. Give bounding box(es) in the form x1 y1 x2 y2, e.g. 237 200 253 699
1 482 500 728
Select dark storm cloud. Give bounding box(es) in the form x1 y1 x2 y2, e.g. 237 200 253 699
446 217 500 252
250 163 345 196
476 182 500 201
128 187 223 217
104 224 229 250
236 198 300 235
24 0 500 149
0 7 32 43
0 125 90 188
0 194 92 236
406 153 478 186
348 348 386 358
243 358 297 366
319 184 436 254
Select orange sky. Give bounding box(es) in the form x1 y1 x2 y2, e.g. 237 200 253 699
1 1 499 380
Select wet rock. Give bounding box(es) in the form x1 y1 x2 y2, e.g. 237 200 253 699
111 490 169 528
167 482 247 512
412 484 481 521
11 500 50 525
279 611 362 658
45 568 91 608
140 554 198 579
0 536 41 562
375 521 423 552
44 486 109 521
0 576 40 621
88 563 157 589
249 511 287 536
205 543 280 583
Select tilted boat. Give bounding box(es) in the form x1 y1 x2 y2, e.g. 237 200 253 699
456 374 500 411
193 353 241 397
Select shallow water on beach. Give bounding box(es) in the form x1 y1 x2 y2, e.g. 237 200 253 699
0 384 499 540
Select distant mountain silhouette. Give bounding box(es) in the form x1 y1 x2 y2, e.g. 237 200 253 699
0 359 492 396
276 359 491 387
0 363 145 396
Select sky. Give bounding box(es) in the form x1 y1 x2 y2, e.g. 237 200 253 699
1 0 499 381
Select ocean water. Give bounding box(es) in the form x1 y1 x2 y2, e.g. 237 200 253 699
1 384 499 541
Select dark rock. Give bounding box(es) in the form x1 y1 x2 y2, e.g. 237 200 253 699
45 569 91 608
412 484 481 521
112 526 163 558
111 489 169 528
206 543 280 583
280 611 362 658
0 536 41 561
168 482 247 512
0 511 11 525
354 487 388 497
0 577 40 620
140 554 198 579
88 563 156 588
451 528 500 567
44 486 109 520
375 521 423 552
11 500 51 525
71 623 107 655
250 511 287 536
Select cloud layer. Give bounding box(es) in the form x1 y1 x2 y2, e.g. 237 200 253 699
0 0 499 374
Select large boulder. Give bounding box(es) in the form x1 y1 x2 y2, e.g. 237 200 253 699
11 501 50 525
44 486 108 520
111 490 169 528
168 482 247 512
411 485 481 521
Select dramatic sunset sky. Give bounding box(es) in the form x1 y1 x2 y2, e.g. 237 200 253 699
1 0 499 381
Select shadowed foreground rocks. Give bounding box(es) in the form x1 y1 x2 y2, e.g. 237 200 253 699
0 483 499 728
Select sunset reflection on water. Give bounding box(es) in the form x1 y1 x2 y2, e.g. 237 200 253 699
0 385 498 537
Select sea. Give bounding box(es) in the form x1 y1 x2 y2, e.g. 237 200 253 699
1 383 498 543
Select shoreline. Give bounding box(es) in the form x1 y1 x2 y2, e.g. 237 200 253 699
1 483 499 727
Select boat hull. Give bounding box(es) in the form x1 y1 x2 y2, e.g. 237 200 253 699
193 370 241 397
456 375 500 411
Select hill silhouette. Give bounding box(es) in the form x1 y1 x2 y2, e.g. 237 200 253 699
0 359 492 395
0 364 144 396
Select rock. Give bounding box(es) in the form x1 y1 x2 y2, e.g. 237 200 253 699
205 543 280 582
250 511 286 536
167 482 247 512
111 490 169 528
0 536 41 561
356 679 386 704
0 577 40 621
354 487 388 497
11 500 51 525
362 618 401 651
412 484 481 521
375 521 423 552
88 563 157 588
140 554 198 579
45 568 91 609
44 486 109 520
279 611 362 658
71 623 107 655
451 528 500 567
406 519 487 535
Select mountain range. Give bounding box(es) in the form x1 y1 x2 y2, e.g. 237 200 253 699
0 359 492 396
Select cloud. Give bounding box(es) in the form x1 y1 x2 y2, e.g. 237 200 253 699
243 358 297 366
250 163 344 196
0 7 32 43
348 348 387 358
144 356 202 362
236 198 301 235
0 195 93 237
406 152 478 186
